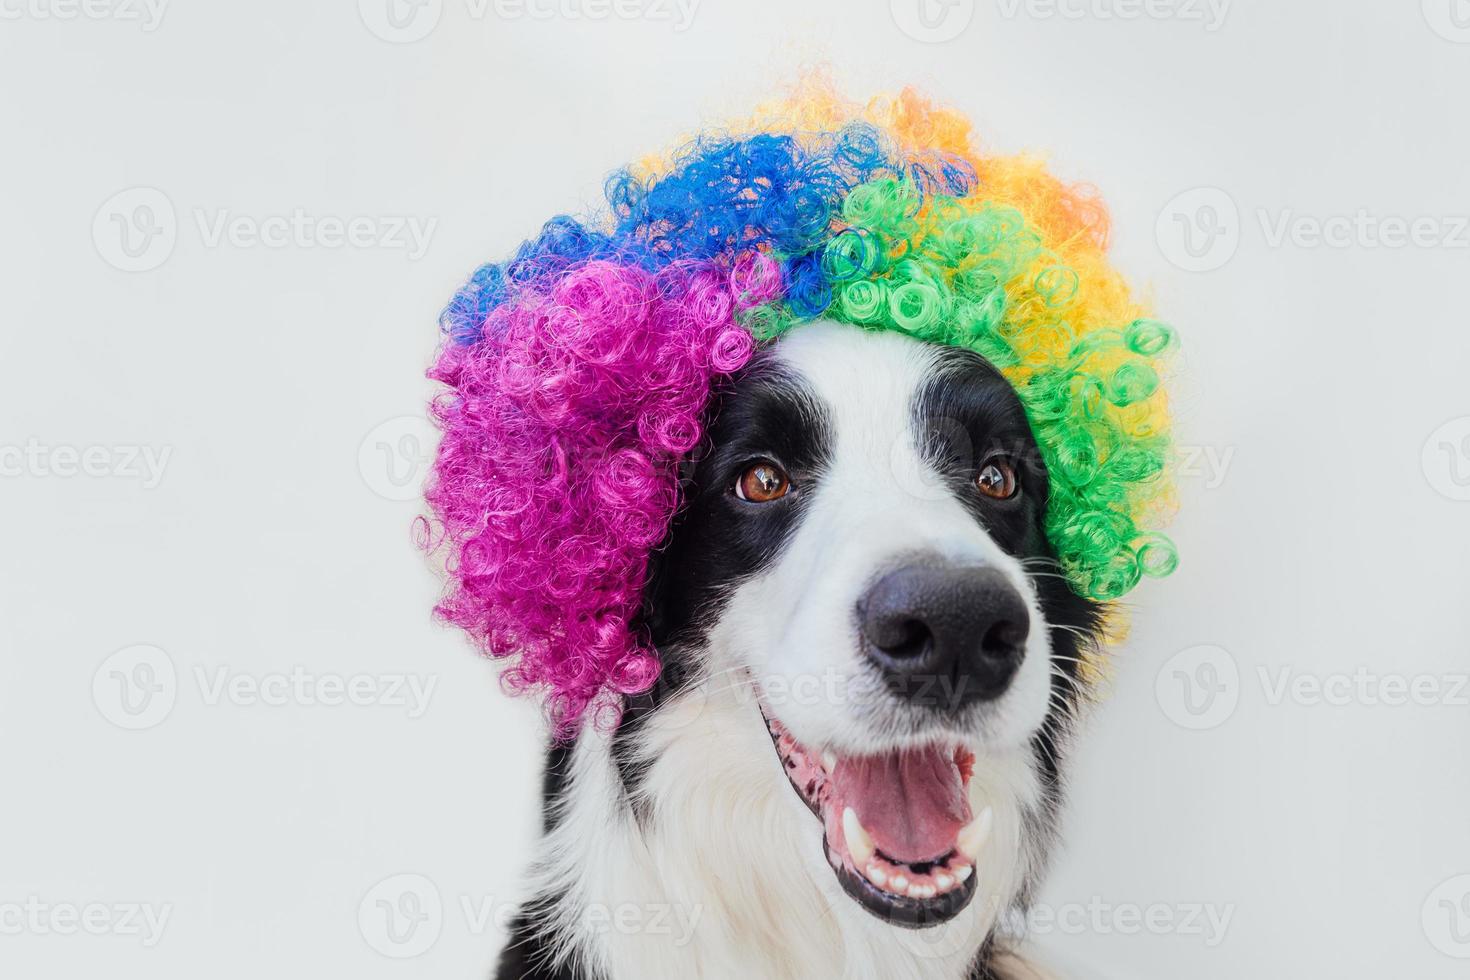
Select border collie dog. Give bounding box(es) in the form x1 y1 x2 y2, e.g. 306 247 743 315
495 321 1101 980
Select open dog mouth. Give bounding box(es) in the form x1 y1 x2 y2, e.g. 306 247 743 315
761 708 989 928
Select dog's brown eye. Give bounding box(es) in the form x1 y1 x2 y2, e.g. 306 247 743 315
976 459 1018 500
735 461 790 503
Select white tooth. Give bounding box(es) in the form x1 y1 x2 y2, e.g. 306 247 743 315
866 864 888 887
890 874 909 892
954 864 972 883
956 806 994 861
821 750 837 772
935 873 954 891
843 808 875 865
907 884 925 899
923 886 937 898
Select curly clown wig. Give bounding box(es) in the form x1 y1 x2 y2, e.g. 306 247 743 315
424 81 1180 731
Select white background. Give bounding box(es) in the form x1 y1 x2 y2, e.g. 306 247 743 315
2 1 1468 977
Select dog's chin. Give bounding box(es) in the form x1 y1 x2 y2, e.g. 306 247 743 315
759 705 988 929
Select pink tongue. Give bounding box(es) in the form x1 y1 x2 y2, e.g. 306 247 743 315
833 746 972 864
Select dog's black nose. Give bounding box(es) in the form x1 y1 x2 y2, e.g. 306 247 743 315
858 564 1030 710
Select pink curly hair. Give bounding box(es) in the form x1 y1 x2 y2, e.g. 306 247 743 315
426 260 761 730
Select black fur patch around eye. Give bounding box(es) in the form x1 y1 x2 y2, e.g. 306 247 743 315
912 347 1052 559
640 359 832 655
610 357 833 802
913 347 1105 795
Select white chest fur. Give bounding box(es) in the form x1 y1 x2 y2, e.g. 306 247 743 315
522 687 1047 980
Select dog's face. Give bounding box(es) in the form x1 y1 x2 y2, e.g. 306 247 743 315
644 320 1101 929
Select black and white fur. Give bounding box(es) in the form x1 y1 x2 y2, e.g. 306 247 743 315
496 322 1103 979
